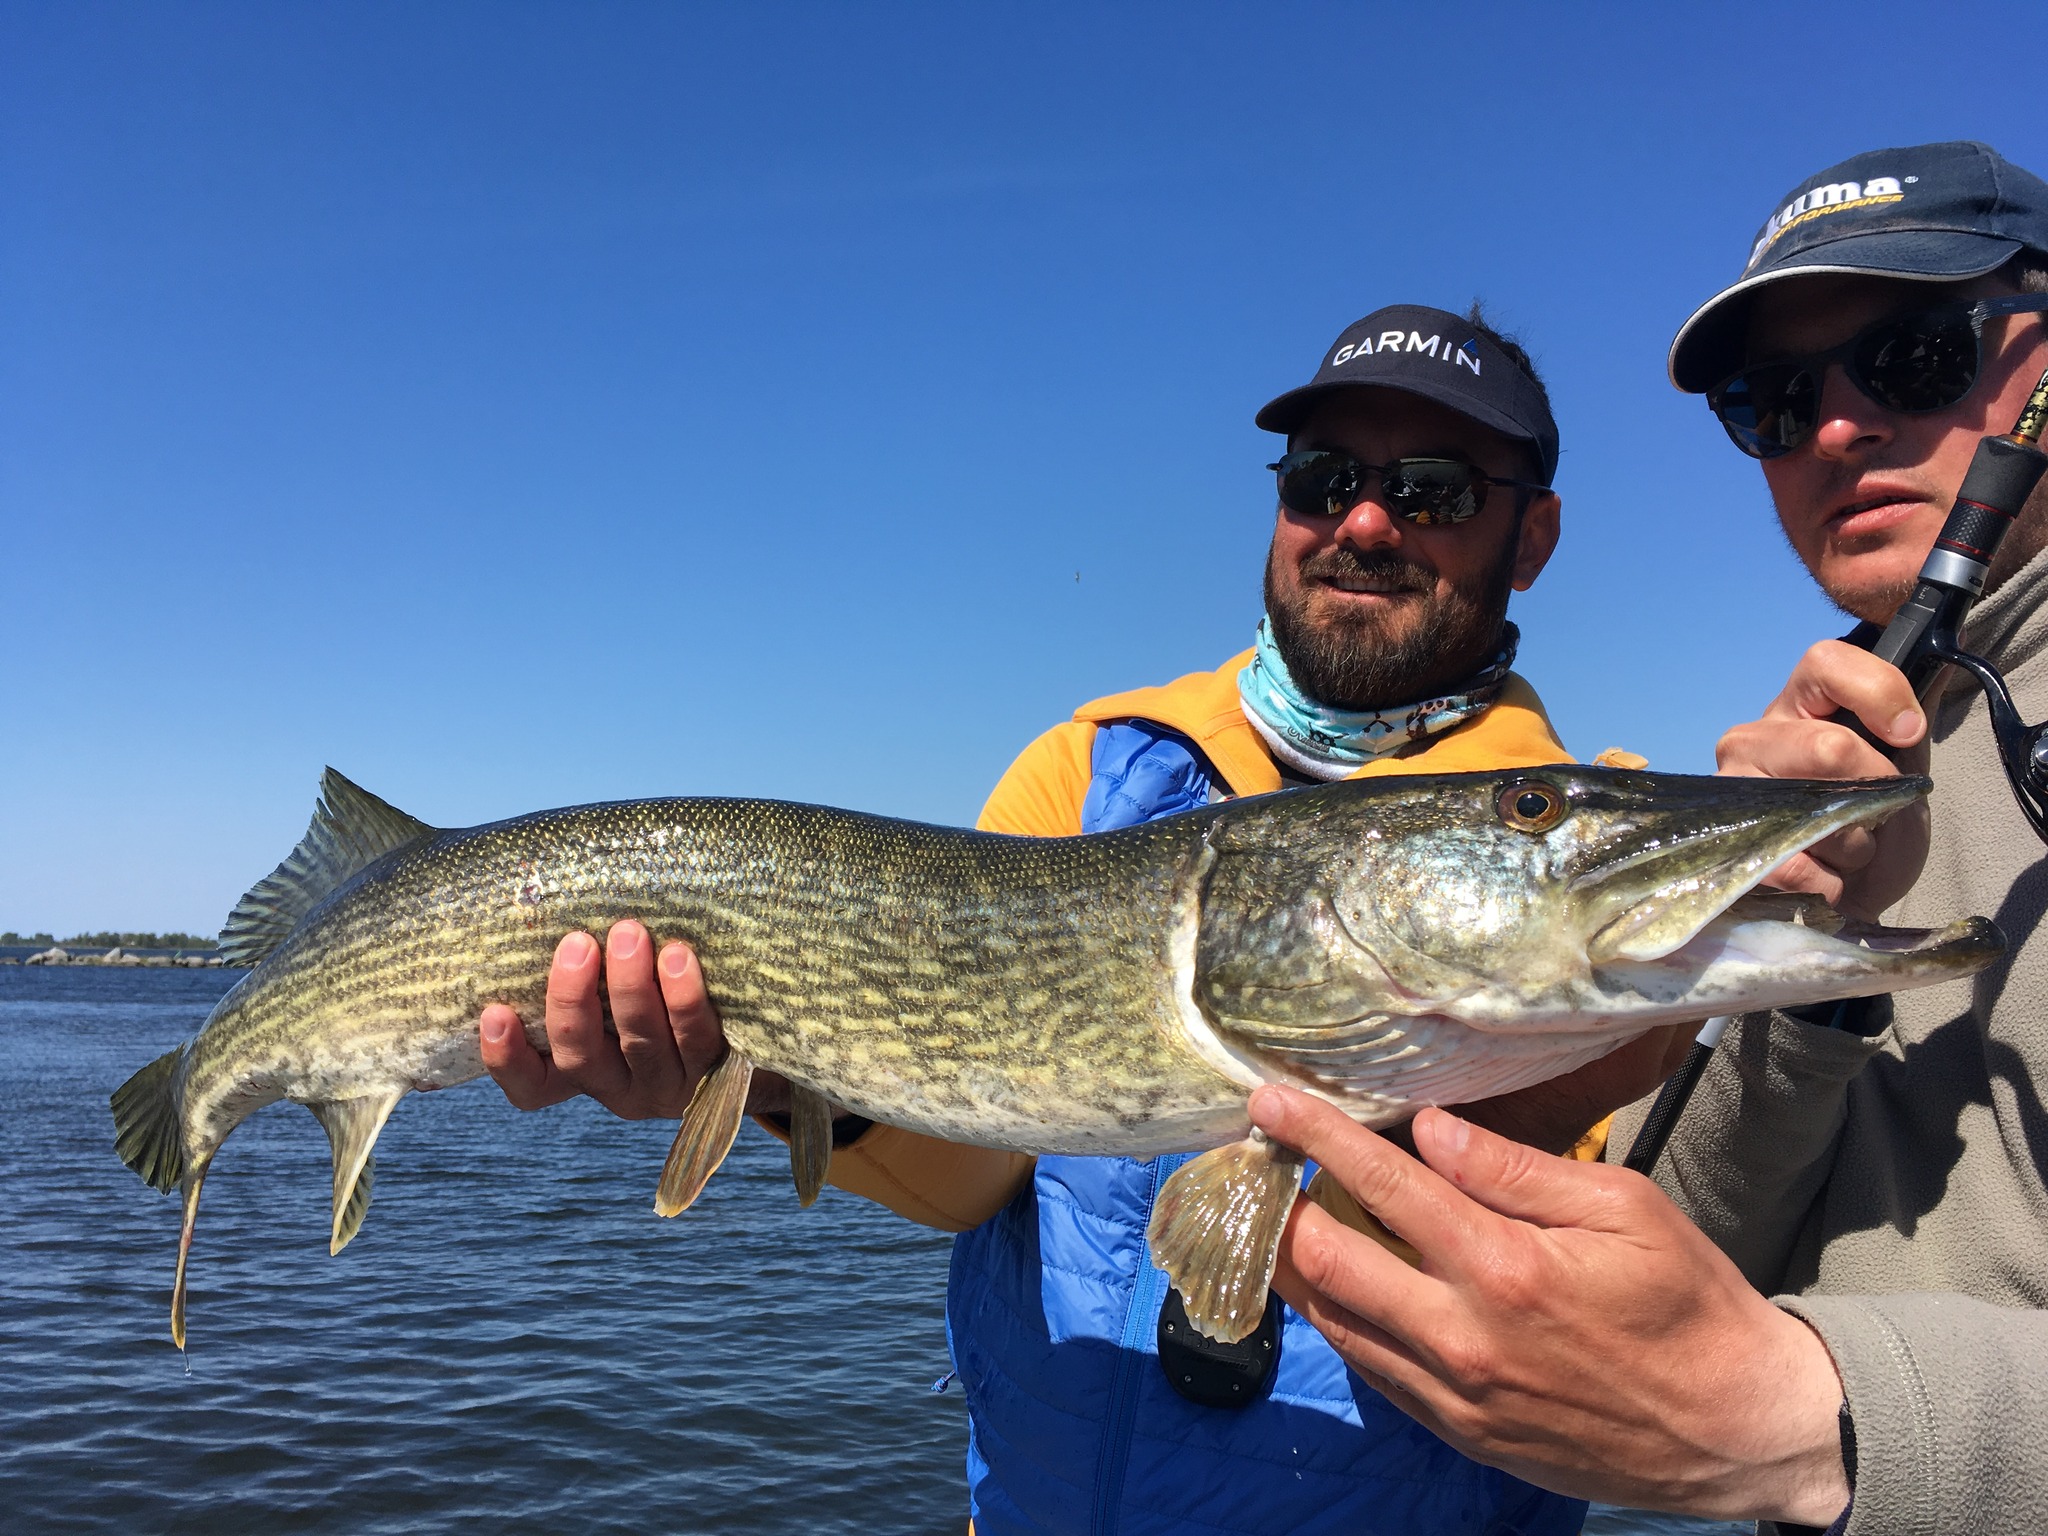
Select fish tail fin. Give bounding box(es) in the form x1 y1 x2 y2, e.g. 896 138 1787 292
654 1048 754 1216
787 1084 833 1209
171 1156 213 1350
111 1045 188 1194
1147 1132 1305 1344
115 1047 250 1349
309 1092 405 1255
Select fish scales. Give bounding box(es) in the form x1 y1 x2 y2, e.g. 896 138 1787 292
113 765 2005 1347
188 797 1246 1159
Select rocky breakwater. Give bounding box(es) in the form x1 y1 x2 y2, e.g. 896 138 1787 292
18 946 228 968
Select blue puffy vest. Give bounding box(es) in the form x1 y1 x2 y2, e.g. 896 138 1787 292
946 720 1587 1536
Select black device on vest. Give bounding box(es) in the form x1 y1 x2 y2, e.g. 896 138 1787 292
1157 1283 1281 1408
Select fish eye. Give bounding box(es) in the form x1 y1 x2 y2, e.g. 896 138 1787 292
1496 780 1567 834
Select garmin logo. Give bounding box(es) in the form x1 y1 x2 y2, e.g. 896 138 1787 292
1332 332 1482 374
1748 175 1907 268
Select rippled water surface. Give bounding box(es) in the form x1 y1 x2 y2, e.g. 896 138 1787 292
4 967 966 1534
5 967 1749 1536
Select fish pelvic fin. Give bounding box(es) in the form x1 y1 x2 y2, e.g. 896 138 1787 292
787 1085 833 1209
1304 1167 1421 1268
171 1155 213 1351
309 1092 405 1255
1147 1132 1305 1345
112 1044 188 1194
655 1048 754 1217
220 768 438 965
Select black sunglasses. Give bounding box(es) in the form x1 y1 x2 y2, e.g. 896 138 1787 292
1267 450 1549 527
1708 294 2048 460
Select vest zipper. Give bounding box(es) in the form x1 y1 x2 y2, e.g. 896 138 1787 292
1088 1152 1188 1536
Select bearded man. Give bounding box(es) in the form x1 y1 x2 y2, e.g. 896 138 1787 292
479 303 1658 1535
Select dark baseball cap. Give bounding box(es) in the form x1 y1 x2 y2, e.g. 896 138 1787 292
1670 140 2048 393
1255 304 1559 484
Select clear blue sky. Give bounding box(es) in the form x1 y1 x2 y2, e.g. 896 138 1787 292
4 1 2043 936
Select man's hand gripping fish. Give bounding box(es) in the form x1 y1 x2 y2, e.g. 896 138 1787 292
113 765 1999 1348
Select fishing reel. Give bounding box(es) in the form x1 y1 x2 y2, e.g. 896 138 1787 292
1922 628 2048 844
1846 366 2048 845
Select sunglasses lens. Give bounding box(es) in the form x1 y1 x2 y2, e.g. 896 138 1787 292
1270 453 1493 523
1273 451 1365 517
1712 367 1817 460
1856 310 1979 413
1381 459 1482 524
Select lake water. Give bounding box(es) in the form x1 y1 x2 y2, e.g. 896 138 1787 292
2 967 1747 1535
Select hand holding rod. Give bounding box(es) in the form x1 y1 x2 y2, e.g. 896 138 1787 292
1624 369 2048 1177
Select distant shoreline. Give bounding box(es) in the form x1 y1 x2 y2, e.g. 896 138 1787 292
1 944 239 968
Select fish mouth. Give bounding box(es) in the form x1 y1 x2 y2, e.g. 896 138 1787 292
1571 774 1928 967
1592 889 2003 1015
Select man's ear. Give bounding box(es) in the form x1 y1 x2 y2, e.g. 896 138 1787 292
1511 492 1561 592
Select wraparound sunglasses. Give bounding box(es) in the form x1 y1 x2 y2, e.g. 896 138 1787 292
1267 450 1550 526
1708 294 2048 460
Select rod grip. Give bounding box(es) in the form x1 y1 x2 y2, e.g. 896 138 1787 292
1949 435 2048 536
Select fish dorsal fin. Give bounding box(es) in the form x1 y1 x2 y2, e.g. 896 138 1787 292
220 770 437 965
309 1092 405 1255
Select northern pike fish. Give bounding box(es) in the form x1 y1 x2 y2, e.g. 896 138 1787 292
114 766 1999 1347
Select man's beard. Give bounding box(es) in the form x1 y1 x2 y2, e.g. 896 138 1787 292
1263 539 1520 711
1819 563 1917 628
1777 512 1918 626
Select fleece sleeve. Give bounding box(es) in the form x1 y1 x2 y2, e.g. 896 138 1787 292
1613 1013 2048 1533
1608 1009 1888 1293
1762 1292 2048 1536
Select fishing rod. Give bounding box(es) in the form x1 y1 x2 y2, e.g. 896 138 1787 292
1625 367 2048 1176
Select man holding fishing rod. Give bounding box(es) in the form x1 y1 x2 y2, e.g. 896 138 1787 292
476 304 1696 1533
1245 141 2048 1536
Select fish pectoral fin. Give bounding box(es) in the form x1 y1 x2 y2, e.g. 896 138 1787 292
1146 1133 1305 1345
309 1092 405 1256
655 1048 755 1217
787 1085 834 1210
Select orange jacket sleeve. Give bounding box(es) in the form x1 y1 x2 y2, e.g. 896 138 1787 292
975 720 1097 837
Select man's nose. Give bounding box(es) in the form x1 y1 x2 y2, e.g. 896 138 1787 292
1335 494 1403 550
1807 362 1895 461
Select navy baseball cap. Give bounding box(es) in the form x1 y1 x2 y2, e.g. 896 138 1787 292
1671 140 2048 393
1256 304 1559 484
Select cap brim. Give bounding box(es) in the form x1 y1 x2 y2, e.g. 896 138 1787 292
1668 229 2023 392
1255 378 1540 452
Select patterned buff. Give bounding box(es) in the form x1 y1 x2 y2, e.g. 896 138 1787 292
1237 618 1520 781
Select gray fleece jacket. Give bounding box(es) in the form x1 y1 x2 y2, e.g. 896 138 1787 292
1613 546 2048 1536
